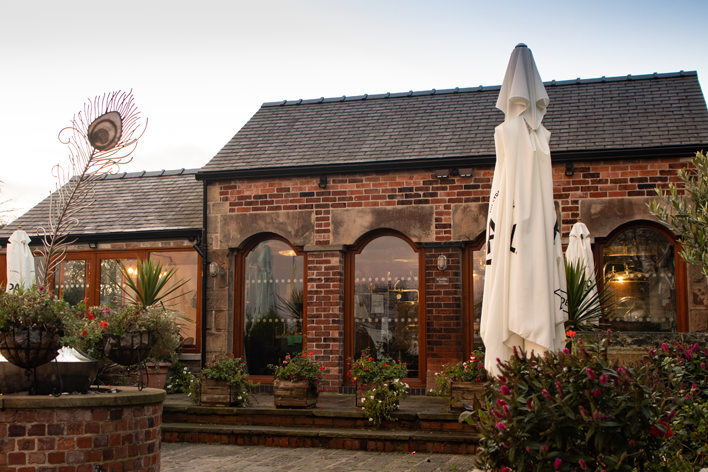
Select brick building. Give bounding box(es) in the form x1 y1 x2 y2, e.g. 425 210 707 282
197 71 708 391
3 71 708 391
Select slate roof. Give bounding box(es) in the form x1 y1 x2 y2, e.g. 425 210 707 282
200 71 708 176
0 169 202 241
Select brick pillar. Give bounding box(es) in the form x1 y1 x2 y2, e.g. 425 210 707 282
425 246 463 389
306 250 345 392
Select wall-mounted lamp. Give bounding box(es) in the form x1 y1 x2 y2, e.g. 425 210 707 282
458 168 473 178
565 162 575 177
88 241 98 249
208 262 220 277
318 175 328 189
435 169 450 179
437 254 448 271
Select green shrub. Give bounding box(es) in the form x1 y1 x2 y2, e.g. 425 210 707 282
346 348 407 384
361 378 408 428
164 361 195 394
268 351 326 390
474 337 662 472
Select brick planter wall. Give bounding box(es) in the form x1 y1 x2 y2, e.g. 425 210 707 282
0 387 165 472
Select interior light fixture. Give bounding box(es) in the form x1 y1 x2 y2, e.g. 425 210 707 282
88 241 98 249
318 175 328 189
458 168 473 178
435 169 450 179
565 162 575 177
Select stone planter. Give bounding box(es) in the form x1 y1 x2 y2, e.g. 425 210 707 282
200 377 239 406
273 379 317 408
449 380 486 411
103 330 153 366
131 362 172 389
0 327 62 369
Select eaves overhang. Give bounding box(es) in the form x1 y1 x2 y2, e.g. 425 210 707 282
195 143 708 181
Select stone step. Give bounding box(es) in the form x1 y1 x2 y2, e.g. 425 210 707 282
161 422 479 455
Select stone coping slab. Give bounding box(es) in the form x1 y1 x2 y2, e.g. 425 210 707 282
0 386 166 409
162 423 476 442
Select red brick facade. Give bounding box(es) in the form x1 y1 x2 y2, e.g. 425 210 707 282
0 403 162 472
208 154 703 391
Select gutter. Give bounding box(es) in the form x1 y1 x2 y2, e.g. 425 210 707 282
194 144 708 181
200 180 208 367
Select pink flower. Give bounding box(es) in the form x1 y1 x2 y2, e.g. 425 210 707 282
579 459 588 470
593 389 601 398
555 458 562 469
496 422 507 430
500 385 511 396
600 374 608 385
496 399 507 407
586 368 597 381
662 343 669 352
562 348 569 354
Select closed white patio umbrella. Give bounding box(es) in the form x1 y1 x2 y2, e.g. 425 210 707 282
480 44 568 376
5 227 36 292
566 220 597 289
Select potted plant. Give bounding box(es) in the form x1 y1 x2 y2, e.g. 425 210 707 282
0 285 80 370
92 257 191 383
437 350 488 411
361 377 408 428
268 351 326 408
347 348 408 407
193 352 257 407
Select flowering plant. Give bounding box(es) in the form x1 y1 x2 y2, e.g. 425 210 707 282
79 304 181 362
446 350 488 383
361 378 408 428
196 352 257 407
0 285 79 335
347 348 407 385
472 336 663 472
268 351 326 390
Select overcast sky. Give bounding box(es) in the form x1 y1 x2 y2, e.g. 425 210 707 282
1 0 707 219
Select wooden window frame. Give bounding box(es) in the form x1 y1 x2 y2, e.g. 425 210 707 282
343 230 427 388
233 234 307 385
594 221 688 332
462 235 486 356
48 247 203 353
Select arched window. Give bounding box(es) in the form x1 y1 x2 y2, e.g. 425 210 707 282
345 232 425 381
236 236 306 378
596 222 687 332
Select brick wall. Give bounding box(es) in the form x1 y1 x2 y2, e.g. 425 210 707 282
0 403 162 472
306 251 345 392
208 154 698 387
425 247 464 388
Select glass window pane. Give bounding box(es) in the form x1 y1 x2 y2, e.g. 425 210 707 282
149 251 199 349
354 236 419 378
99 258 137 310
53 260 89 306
243 241 304 376
472 250 486 350
603 228 676 332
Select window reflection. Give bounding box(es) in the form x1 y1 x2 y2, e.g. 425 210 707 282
603 228 676 332
354 236 419 378
243 240 304 376
54 260 88 306
99 258 137 309
472 250 486 350
149 251 198 349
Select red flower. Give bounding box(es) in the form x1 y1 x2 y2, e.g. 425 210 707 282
320 366 326 371
650 421 673 438
566 329 576 338
368 357 373 361
88 314 94 320
82 331 87 336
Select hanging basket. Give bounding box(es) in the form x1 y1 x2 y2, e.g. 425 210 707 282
103 331 154 366
0 327 62 370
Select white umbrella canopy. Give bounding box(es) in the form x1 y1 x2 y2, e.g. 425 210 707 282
480 44 568 376
566 221 597 288
5 228 36 292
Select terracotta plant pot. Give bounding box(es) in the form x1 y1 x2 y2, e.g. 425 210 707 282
199 377 239 407
131 362 172 389
0 327 62 370
273 379 317 409
103 331 153 366
449 380 486 411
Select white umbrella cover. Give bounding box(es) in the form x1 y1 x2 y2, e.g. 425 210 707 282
6 229 36 292
566 221 597 288
480 44 568 375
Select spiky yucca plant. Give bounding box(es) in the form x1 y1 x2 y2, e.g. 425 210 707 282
564 259 613 332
